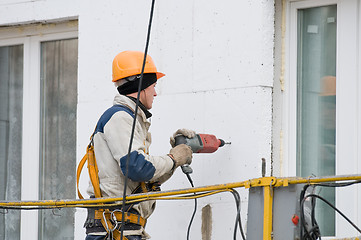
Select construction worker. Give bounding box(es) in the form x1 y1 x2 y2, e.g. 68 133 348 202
84 51 194 240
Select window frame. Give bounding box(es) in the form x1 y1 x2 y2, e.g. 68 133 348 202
280 0 361 237
0 22 77 240
284 0 338 176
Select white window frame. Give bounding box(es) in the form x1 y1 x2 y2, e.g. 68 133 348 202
0 21 77 240
282 0 361 237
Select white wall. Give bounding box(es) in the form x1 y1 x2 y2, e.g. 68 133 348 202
0 0 275 239
0 0 79 25
78 1 274 238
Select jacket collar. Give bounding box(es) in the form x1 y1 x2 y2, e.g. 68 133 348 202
126 96 152 119
113 94 150 122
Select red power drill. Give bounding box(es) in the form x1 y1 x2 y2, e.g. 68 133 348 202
174 133 231 153
174 133 231 175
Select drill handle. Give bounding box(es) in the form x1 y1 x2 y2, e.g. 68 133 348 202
181 164 193 174
174 135 188 146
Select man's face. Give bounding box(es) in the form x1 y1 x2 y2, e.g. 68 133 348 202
140 83 157 110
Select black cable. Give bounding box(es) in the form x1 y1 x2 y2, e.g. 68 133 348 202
184 173 196 240
301 194 361 234
181 166 246 240
120 0 156 239
181 165 196 240
299 180 361 239
230 189 246 240
315 180 361 188
310 192 320 239
299 184 322 240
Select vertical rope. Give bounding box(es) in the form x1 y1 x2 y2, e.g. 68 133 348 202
120 0 156 239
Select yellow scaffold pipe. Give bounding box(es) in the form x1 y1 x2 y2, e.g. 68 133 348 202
0 174 360 209
0 180 248 208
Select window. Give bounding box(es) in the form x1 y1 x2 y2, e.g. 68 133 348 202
0 44 23 240
0 22 78 240
296 5 337 236
277 0 361 237
38 38 78 240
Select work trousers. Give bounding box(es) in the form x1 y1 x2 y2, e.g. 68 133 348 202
85 235 141 240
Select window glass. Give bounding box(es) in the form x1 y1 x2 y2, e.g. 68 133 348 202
0 45 23 240
38 38 78 240
297 5 337 236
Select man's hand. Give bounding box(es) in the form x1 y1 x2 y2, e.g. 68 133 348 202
169 144 193 168
170 129 196 147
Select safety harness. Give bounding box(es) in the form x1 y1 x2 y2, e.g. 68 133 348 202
76 105 158 240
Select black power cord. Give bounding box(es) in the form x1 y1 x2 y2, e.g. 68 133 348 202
300 180 361 240
230 189 246 240
181 164 246 240
120 0 156 239
299 185 321 240
302 194 361 235
181 165 197 240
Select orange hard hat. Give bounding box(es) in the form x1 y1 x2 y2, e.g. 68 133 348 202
112 51 165 82
320 76 336 96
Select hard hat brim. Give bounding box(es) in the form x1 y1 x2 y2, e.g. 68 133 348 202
156 72 165 79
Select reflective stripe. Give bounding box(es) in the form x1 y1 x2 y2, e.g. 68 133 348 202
120 151 155 182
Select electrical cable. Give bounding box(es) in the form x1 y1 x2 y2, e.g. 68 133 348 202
0 189 232 211
230 189 246 240
300 181 361 240
299 184 323 240
119 0 156 239
301 194 361 235
181 169 246 240
300 185 321 240
0 206 61 210
179 165 246 240
314 180 361 188
186 176 197 240
181 165 197 240
310 194 320 240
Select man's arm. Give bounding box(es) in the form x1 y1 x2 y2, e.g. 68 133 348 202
103 111 174 182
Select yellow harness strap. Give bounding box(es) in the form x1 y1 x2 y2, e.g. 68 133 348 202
76 144 102 199
76 137 147 240
97 209 148 240
76 152 87 199
95 209 147 227
87 144 102 198
140 182 148 193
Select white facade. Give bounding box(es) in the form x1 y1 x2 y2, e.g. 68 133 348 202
0 0 360 239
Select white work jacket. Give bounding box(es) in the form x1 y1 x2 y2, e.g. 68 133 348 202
87 94 174 238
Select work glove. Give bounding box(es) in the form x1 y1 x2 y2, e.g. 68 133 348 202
170 128 196 147
169 144 193 168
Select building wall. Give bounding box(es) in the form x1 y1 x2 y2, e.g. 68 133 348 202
0 0 275 239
